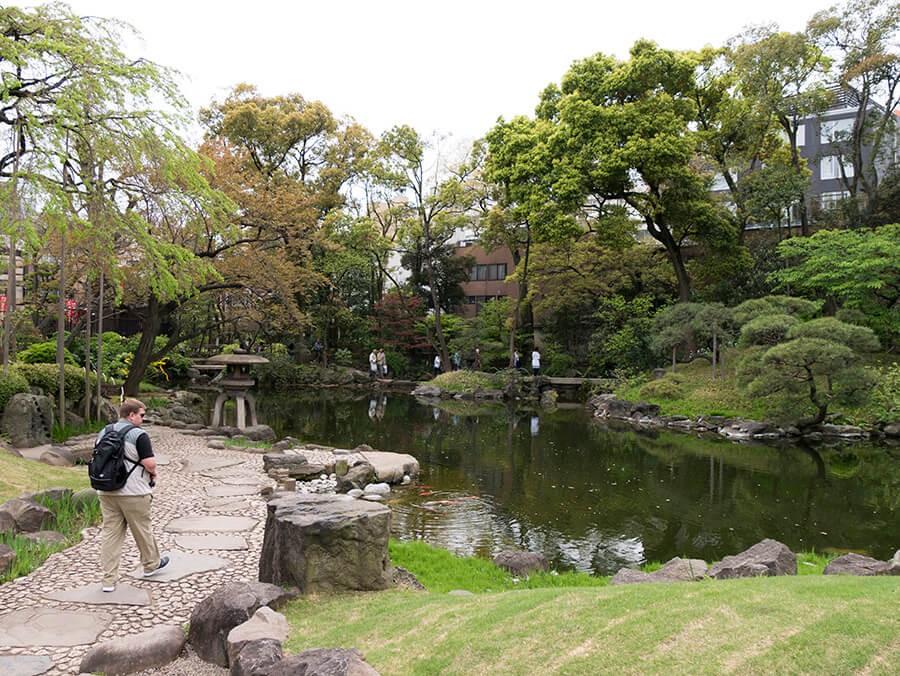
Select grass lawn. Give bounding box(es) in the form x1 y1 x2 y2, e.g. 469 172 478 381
0 450 91 503
282 575 900 675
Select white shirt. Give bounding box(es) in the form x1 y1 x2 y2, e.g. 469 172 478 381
369 352 377 369
532 350 541 368
434 356 441 368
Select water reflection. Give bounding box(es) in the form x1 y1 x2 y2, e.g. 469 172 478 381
254 391 900 575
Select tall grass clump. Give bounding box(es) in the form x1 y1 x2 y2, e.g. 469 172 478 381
428 370 500 392
51 419 107 444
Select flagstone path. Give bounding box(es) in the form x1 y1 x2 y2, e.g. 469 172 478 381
0 426 283 675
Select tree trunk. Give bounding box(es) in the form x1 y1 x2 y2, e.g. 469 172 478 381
426 260 449 371
96 268 104 420
83 281 91 421
123 296 165 396
711 329 717 380
671 346 676 373
57 229 67 418
719 341 725 381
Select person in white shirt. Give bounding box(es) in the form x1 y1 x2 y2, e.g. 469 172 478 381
433 354 442 377
532 348 541 376
369 349 378 380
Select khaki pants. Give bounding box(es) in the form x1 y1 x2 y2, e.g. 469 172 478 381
98 493 160 586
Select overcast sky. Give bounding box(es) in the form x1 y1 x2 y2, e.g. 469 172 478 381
19 0 833 143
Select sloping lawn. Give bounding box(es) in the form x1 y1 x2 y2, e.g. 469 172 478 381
283 575 899 675
0 450 91 503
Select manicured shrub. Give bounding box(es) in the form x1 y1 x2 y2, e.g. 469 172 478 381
18 341 77 365
15 363 85 401
334 348 353 365
0 368 30 412
639 377 685 400
738 314 800 347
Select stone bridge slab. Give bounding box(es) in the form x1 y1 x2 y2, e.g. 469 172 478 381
0 607 111 646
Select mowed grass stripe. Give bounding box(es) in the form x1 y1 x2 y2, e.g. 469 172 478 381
282 577 899 675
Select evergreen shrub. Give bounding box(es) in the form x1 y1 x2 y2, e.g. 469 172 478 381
18 341 77 365
639 377 685 400
15 363 85 401
0 368 30 412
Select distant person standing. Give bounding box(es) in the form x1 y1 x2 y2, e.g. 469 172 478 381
532 348 541 377
377 348 387 378
473 348 482 370
369 349 378 380
433 354 442 377
452 350 461 371
313 338 322 363
96 399 169 592
514 350 521 369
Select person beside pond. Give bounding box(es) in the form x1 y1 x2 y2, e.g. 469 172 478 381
433 354 442 377
377 348 387 378
452 350 461 371
532 347 541 376
514 350 521 369
369 349 378 380
313 338 322 363
473 348 482 370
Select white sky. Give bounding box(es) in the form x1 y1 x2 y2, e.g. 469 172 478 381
18 0 832 144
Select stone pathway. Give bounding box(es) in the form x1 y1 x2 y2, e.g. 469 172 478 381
0 426 275 675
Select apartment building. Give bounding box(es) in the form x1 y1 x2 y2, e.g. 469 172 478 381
453 238 518 318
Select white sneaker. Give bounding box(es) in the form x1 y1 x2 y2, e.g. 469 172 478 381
101 585 115 592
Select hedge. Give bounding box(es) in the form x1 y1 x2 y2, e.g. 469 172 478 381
14 363 85 402
0 369 30 413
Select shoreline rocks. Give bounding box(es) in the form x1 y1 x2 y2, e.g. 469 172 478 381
587 394 898 444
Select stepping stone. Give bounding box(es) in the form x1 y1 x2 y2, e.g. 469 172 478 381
0 655 55 676
165 515 258 533
206 501 252 513
45 582 152 606
129 551 228 581
206 485 260 497
205 496 251 508
0 607 111 646
175 534 249 550
154 453 171 466
181 456 246 473
220 476 268 486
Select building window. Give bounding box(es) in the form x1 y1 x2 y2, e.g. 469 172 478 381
820 118 853 144
819 191 851 210
487 263 507 281
470 264 486 281
820 155 854 180
466 296 476 304
777 124 805 147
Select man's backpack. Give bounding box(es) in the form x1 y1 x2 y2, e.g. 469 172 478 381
88 423 141 491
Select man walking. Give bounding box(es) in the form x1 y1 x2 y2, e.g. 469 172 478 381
97 398 168 591
532 347 541 377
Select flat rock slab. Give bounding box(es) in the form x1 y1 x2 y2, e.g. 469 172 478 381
129 552 228 581
200 467 255 478
175 534 249 550
220 476 269 486
45 582 152 606
204 499 251 512
206 485 260 497
0 607 111 646
0 655 55 676
165 515 258 533
181 456 246 473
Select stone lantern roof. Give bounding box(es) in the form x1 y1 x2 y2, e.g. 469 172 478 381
207 350 270 366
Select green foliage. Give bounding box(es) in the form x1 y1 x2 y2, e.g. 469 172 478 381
385 351 410 377
639 377 686 400
543 344 576 377
17 341 76 365
333 348 353 365
732 295 822 326
738 314 800 347
869 362 900 421
589 295 657 376
650 303 703 357
0 368 30 413
51 419 107 444
772 225 900 348
15 363 85 401
787 317 881 352
253 354 301 386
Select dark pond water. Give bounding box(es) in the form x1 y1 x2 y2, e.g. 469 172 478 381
248 390 898 576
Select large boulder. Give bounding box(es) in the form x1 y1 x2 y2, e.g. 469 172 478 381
0 497 54 533
39 446 73 467
0 510 15 534
707 539 796 579
363 451 419 484
244 424 275 441
27 487 72 505
412 384 441 398
188 581 297 667
2 393 54 447
259 648 380 676
335 461 376 493
611 557 708 586
259 493 392 594
493 551 550 576
263 453 330 480
823 552 891 576
77 394 119 423
226 607 289 668
0 543 15 573
231 639 283 676
79 625 186 675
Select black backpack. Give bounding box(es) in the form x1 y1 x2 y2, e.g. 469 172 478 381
88 423 141 491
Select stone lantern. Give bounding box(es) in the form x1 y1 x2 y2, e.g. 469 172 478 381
208 349 269 429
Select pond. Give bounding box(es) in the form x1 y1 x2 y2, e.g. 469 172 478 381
250 391 898 576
